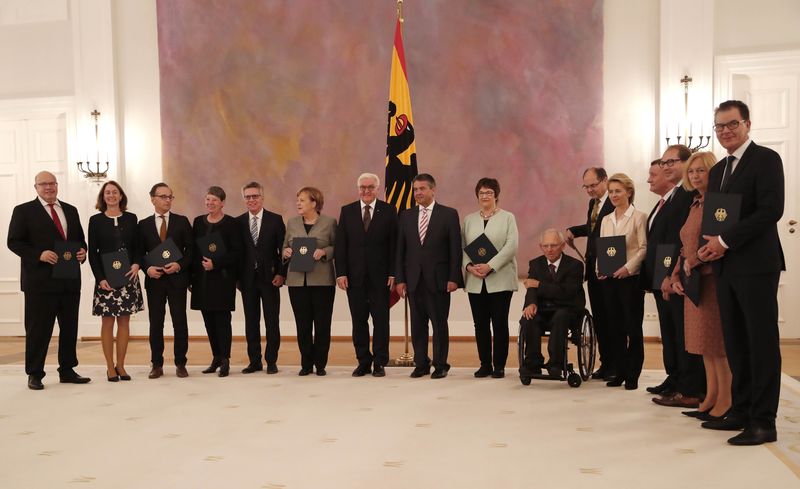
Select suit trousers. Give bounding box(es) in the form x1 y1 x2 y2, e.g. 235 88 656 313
467 286 512 370
716 272 781 429
241 279 281 366
601 276 644 382
24 292 80 379
201 310 232 359
146 284 189 367
520 308 575 370
659 293 705 395
346 283 390 368
409 285 451 371
288 286 335 370
587 272 612 372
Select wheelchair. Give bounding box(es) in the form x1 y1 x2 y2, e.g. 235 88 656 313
517 306 596 387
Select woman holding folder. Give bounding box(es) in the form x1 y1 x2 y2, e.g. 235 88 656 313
191 186 242 377
283 187 337 376
597 173 647 390
462 178 518 378
88 181 143 382
670 152 732 420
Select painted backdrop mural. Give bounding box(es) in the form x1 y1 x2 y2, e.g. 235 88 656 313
157 0 603 265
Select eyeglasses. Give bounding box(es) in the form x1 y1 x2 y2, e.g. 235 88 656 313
358 185 377 192
659 158 683 168
477 191 495 197
35 181 58 187
713 120 747 132
155 194 175 201
581 182 601 190
243 194 262 200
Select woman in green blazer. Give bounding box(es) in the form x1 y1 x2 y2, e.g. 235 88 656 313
283 187 337 376
462 178 519 378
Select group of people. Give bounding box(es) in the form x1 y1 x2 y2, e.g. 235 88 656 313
6 100 784 447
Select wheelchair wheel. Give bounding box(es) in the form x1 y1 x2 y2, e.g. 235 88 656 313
567 372 582 387
576 313 596 381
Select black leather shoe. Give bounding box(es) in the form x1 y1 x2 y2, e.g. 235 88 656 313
28 376 43 390
697 411 728 422
606 377 624 387
646 381 672 395
701 415 747 431
59 372 91 384
491 369 505 379
298 367 313 376
175 365 189 378
518 365 539 378
431 369 448 379
352 365 371 377
590 367 607 380
372 365 386 377
728 427 777 446
410 367 430 378
546 366 562 379
316 368 327 376
202 358 221 374
218 359 230 377
241 363 263 374
474 366 492 378
266 364 279 374
681 409 709 418
148 367 164 379
624 380 638 390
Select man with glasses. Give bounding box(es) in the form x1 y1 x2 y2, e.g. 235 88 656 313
335 173 397 377
698 100 785 445
137 183 193 379
566 167 615 380
237 181 286 374
639 150 705 407
8 171 90 390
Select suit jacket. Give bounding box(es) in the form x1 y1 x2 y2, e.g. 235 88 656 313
334 200 397 288
190 214 242 311
523 254 585 312
237 209 287 288
137 212 194 290
7 198 86 293
568 196 614 280
88 211 142 283
639 186 693 291
283 214 337 287
396 202 464 293
461 209 519 293
708 141 785 277
598 206 648 276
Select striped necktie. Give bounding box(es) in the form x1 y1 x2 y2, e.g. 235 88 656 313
418 207 429 244
250 215 259 244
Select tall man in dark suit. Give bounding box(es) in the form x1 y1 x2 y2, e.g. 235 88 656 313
7 171 91 390
699 100 785 445
519 229 585 378
238 181 286 375
336 173 398 377
640 152 705 407
566 167 615 380
138 183 193 379
396 173 463 379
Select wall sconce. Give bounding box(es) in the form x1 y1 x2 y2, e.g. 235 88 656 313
665 75 711 153
76 109 109 182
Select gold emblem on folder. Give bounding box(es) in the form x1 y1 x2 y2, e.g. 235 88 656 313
663 256 672 268
606 247 616 257
478 247 487 257
112 260 122 270
299 246 308 255
208 243 217 253
162 250 171 259
715 208 728 222
62 251 73 261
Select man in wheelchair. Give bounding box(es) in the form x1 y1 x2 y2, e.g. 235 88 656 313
519 229 586 379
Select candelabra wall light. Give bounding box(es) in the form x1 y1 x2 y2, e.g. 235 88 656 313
76 110 110 182
664 75 711 153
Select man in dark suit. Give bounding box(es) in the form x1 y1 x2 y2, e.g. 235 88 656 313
7 171 91 390
137 182 193 379
335 173 398 378
395 173 463 379
566 167 614 380
237 181 286 375
519 229 585 378
698 100 785 445
640 152 705 407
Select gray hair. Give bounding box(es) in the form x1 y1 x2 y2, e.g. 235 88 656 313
357 173 380 187
539 228 565 244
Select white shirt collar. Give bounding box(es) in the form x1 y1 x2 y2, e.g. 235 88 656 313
729 138 752 160
154 211 171 219
609 204 636 224
548 255 563 269
597 191 608 208
420 201 435 212
661 186 676 201
249 208 263 219
360 200 376 210
38 197 60 208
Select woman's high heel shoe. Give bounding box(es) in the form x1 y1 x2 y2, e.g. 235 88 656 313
202 357 222 374
107 369 119 382
115 367 131 381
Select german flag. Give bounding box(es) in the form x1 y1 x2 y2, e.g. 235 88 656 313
385 17 418 213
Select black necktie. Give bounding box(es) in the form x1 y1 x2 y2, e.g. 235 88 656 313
549 264 557 280
363 205 371 231
721 155 735 190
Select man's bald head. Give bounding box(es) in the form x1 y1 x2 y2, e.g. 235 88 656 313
34 171 59 204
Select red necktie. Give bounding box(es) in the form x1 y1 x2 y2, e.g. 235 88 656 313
549 264 557 280
48 203 66 240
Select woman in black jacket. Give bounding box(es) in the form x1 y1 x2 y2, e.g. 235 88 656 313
191 186 243 377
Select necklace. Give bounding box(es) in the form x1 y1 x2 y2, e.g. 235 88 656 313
480 207 499 219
